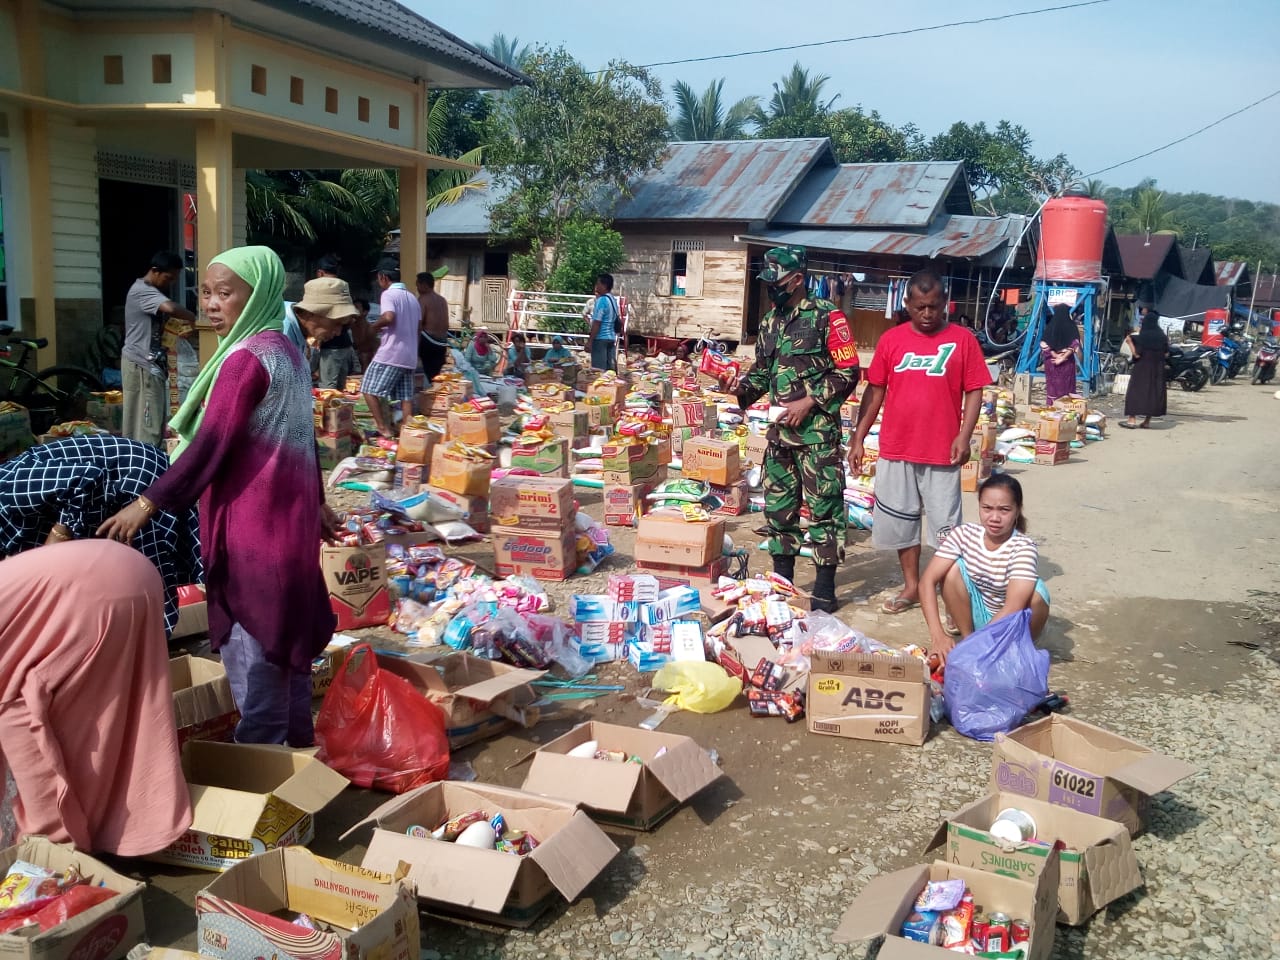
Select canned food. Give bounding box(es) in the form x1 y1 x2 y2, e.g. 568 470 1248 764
1012 918 1031 944
986 913 1011 952
970 913 989 950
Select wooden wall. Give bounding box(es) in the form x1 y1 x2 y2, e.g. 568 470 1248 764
617 228 749 342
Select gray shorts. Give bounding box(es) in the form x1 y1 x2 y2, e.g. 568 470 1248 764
871 458 963 550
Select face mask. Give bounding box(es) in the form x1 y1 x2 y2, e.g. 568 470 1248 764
768 276 801 309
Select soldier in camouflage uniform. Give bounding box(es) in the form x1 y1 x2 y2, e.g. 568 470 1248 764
733 246 860 612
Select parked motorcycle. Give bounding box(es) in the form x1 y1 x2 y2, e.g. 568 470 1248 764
1165 343 1211 392
1251 337 1279 385
1212 323 1252 383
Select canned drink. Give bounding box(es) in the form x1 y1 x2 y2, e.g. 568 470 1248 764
1011 918 1031 944
970 914 989 950
986 913 1011 952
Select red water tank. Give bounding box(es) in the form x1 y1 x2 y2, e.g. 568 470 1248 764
1035 196 1109 282
1202 308 1229 347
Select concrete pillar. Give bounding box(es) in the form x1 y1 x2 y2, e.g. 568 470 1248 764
398 163 427 279
195 118 233 365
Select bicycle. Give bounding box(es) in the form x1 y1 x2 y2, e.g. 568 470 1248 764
0 325 103 434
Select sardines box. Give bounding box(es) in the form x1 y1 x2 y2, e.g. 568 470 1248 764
170 655 239 747
446 408 501 445
492 525 577 581
149 742 348 872
709 480 749 516
376 652 544 750
195 847 418 960
520 721 724 831
600 441 661 485
430 444 493 496
321 543 390 630
924 790 1142 926
991 715 1196 837
833 853 1060 960
680 437 741 486
396 424 440 464
509 438 570 479
0 837 146 960
634 514 725 567
807 650 930 746
345 781 618 928
489 475 575 531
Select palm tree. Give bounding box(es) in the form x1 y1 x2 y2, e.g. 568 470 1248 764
478 32 531 69
753 62 839 137
245 171 371 242
1084 178 1106 198
670 79 758 141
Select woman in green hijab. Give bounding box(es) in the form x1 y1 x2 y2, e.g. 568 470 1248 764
100 246 336 747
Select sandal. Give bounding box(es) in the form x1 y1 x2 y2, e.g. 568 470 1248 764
1119 422 1137 430
943 616 962 637
879 596 920 615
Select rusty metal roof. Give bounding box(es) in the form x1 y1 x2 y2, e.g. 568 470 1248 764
1214 260 1250 287
739 215 1025 265
612 139 835 223
771 161 970 228
1115 234 1181 280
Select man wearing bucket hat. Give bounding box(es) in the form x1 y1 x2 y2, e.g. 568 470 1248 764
293 276 361 389
730 245 860 612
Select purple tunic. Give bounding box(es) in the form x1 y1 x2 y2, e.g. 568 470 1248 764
145 331 334 671
1041 339 1079 403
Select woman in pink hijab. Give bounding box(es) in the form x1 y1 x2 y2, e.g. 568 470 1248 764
0 539 192 855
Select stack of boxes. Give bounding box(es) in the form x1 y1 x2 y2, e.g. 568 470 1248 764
682 436 747 516
961 423 998 492
1032 410 1077 466
570 577 703 672
417 373 473 417
314 394 356 471
489 474 578 581
634 510 728 587
601 439 665 527
85 392 124 434
394 417 441 489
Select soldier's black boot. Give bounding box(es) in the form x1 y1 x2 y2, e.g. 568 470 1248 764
811 564 839 613
772 554 795 585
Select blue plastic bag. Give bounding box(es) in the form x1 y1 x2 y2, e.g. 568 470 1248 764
943 609 1049 742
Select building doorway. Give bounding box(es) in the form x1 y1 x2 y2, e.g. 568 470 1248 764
98 179 179 329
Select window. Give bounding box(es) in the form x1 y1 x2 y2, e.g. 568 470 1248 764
388 104 400 130
325 87 338 114
103 55 124 85
668 239 705 297
483 249 509 277
152 54 172 84
357 97 370 123
250 64 267 95
290 76 304 105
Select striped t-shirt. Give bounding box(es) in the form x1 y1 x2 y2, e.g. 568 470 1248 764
936 523 1039 614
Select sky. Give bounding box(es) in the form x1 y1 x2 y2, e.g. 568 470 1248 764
412 0 1280 204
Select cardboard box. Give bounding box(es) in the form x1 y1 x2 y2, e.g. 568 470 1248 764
521 721 724 830
670 425 706 456
968 422 998 460
1035 413 1078 443
600 441 661 485
172 584 209 640
586 380 627 409
634 514 726 568
670 399 715 429
628 377 673 403
430 444 493 496
602 478 661 527
0 837 146 960
709 480 749 516
195 847 418 960
960 457 994 492
376 652 544 749
170 655 239 747
1033 440 1070 466
392 462 429 489
1054 395 1088 419
446 408 501 445
681 437 741 485
833 853 1060 960
311 640 355 699
347 781 618 927
991 715 1196 837
925 790 1143 925
397 424 440 465
316 434 352 471
150 741 348 871
489 475 575 531
577 401 614 430
509 437 570 479
314 397 354 437
492 524 577 581
321 543 390 630
86 396 125 434
807 649 931 746
635 556 729 589
743 433 769 469
547 408 589 445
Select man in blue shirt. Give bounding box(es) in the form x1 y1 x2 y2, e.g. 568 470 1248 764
589 273 620 372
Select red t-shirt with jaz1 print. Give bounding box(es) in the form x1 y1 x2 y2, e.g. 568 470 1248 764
866 322 992 466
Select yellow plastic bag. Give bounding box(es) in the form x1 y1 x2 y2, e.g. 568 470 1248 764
652 662 742 714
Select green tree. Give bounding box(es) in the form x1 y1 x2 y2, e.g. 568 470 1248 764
477 33 531 70
486 46 669 288
752 62 839 138
670 79 757 140
822 107 911 163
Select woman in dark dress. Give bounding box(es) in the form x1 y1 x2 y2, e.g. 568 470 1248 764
1122 310 1168 428
1040 303 1081 403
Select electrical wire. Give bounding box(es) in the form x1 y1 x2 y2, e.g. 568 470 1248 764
633 0 1113 68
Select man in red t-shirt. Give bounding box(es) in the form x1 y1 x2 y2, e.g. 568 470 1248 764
849 269 990 614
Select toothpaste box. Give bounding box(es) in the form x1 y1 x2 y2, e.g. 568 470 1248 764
570 595 640 622
669 620 706 661
639 585 701 626
608 573 661 603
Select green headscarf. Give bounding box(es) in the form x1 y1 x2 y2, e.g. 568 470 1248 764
168 246 285 460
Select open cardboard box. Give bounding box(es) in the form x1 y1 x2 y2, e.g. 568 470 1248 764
343 781 618 927
519 720 723 830
0 838 146 960
834 852 1060 960
924 790 1142 925
991 715 1196 837
169 655 239 747
172 584 208 640
196 847 418 960
376 652 544 749
148 741 349 871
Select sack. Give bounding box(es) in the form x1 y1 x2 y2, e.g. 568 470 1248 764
942 609 1049 742
316 643 450 793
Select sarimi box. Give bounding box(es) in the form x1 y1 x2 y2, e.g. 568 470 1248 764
806 650 930 746
489 475 576 531
321 544 389 630
195 848 418 960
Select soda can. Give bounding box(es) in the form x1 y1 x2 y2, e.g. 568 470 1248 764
970 914 989 950
1011 918 1031 944
986 913 1011 952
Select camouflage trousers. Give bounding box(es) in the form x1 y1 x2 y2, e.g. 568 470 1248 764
763 439 846 566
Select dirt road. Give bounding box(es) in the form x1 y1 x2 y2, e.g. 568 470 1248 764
141 374 1280 959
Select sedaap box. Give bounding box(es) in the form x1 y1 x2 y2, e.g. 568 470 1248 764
492 525 577 581
149 741 348 872
170 655 239 748
509 438 570 479
634 514 726 567
430 444 493 496
807 650 931 746
1033 439 1070 466
321 543 389 630
991 715 1196 837
489 475 575 531
195 847 418 960
0 837 146 960
376 652 544 749
345 781 618 927
446 408 501 445
924 790 1143 926
681 436 741 485
709 480 749 516
834 852 1060 960
520 721 724 830
601 477 663 527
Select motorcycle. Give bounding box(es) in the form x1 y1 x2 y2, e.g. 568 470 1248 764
1212 323 1251 382
1165 343 1211 392
1251 337 1279 385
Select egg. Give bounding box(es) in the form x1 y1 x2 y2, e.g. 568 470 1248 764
455 821 496 849
567 740 599 759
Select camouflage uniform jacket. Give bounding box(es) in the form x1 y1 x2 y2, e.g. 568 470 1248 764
738 297 860 447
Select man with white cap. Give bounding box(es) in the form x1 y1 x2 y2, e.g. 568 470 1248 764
293 275 361 389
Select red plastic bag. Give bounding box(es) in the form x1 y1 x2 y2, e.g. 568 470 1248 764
315 643 450 793
0 887 118 934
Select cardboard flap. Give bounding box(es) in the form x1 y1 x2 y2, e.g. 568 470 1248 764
273 758 350 814
188 784 268 838
1082 830 1144 908
1110 751 1196 796
832 864 928 943
522 753 643 814
645 739 723 804
455 667 546 704
339 782 438 842
879 940 957 960
362 828 518 915
527 810 619 901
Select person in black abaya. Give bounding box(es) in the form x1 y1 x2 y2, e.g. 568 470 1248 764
1122 310 1168 428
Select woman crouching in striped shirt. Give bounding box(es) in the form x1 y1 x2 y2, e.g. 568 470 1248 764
919 474 1050 665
